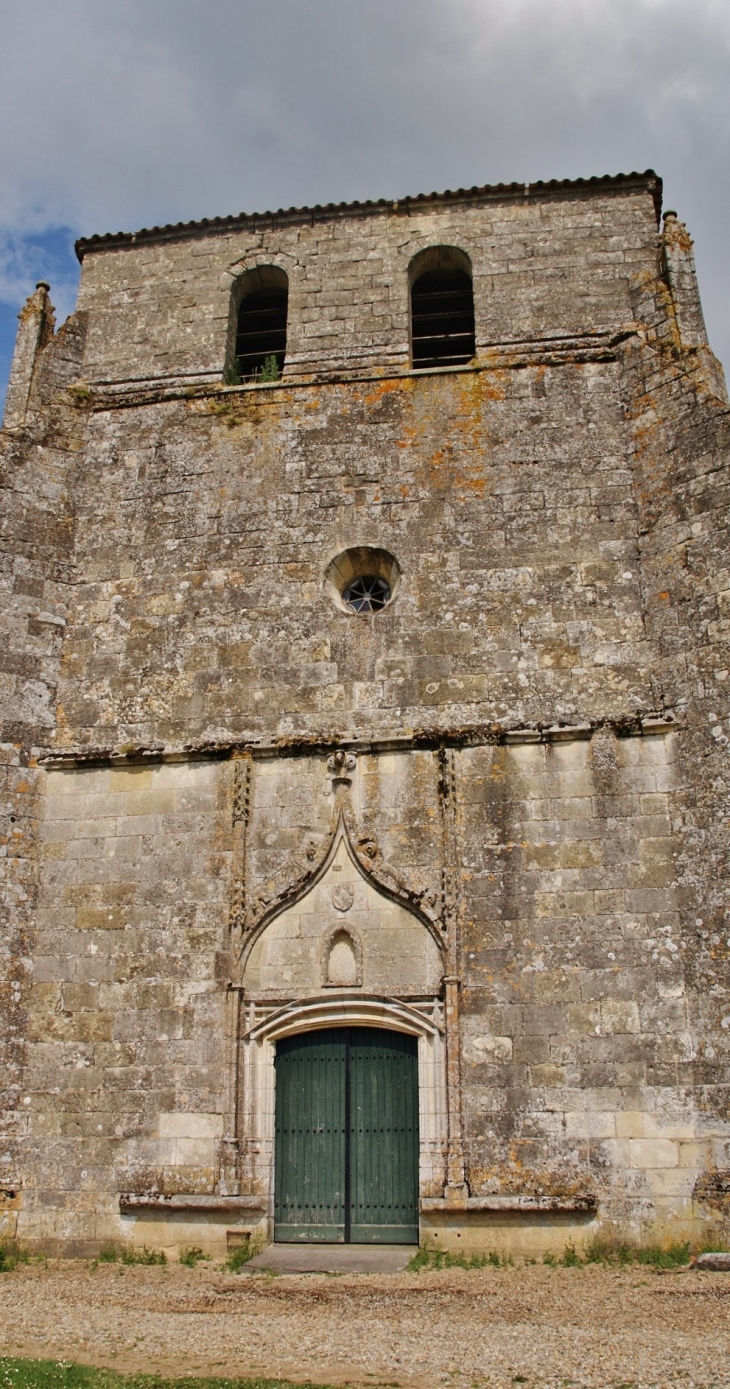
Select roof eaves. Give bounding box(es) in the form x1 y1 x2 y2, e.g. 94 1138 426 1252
74 170 662 262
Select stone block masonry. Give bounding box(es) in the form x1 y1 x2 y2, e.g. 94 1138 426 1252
1 171 729 1257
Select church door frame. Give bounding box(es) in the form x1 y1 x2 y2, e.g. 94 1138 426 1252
238 996 447 1230
274 1025 420 1244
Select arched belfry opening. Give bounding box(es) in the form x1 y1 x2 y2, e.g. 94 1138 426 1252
230 265 288 382
409 245 476 369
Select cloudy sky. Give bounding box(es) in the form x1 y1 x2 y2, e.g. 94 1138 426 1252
1 0 729 401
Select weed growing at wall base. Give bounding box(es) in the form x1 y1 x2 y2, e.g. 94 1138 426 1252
178 1246 210 1268
226 1242 254 1272
92 1245 167 1267
122 1247 166 1266
408 1247 512 1271
409 1237 729 1272
542 1237 730 1269
95 1245 118 1264
0 1242 31 1273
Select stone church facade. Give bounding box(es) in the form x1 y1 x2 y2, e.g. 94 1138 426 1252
1 170 729 1257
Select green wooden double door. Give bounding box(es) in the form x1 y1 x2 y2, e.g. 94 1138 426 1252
274 1027 419 1243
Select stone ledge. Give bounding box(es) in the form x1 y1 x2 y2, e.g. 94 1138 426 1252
421 1194 597 1214
38 712 680 770
119 1194 266 1213
82 339 626 411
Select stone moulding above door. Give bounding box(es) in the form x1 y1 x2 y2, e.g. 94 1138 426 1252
234 794 445 966
243 994 445 1044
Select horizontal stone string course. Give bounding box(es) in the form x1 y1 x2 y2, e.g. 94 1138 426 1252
36 714 679 768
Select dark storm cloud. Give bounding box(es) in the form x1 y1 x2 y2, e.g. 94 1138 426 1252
1 0 729 365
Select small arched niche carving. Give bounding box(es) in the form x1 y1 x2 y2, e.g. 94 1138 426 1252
324 927 362 988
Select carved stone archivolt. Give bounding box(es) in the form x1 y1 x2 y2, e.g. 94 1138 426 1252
228 748 444 956
228 754 252 934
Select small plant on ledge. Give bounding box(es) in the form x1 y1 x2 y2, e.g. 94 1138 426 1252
224 354 281 386
224 357 243 386
258 354 281 383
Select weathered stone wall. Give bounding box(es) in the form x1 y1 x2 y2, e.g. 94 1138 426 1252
19 759 231 1253
0 306 85 1218
52 360 650 750
1 172 728 1254
458 730 701 1226
621 241 730 1231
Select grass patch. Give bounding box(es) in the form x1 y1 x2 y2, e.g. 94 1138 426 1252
542 1237 698 1269
583 1237 691 1269
0 1361 334 1389
408 1246 511 1271
121 1247 166 1267
0 1242 31 1273
413 1237 712 1271
226 1243 255 1273
95 1245 119 1265
179 1246 210 1268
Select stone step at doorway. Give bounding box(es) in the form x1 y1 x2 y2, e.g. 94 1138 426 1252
244 1243 418 1274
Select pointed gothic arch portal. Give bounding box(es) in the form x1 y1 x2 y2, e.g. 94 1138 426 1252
237 814 447 1239
241 818 444 999
239 999 446 1245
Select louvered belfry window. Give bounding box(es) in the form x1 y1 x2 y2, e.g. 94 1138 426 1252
410 256 475 369
235 284 288 380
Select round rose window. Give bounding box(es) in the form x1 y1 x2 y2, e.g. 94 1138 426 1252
341 575 391 613
324 547 400 615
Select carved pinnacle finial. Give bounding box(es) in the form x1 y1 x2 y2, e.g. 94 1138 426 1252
327 749 356 789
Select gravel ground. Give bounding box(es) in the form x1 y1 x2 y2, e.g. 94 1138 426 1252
0 1260 729 1389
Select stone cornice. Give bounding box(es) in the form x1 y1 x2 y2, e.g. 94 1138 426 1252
37 712 679 770
76 170 662 261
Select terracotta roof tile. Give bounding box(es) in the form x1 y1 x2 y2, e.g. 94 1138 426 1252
74 170 662 261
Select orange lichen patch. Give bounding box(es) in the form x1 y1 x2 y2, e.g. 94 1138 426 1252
473 363 509 401
457 476 488 497
364 377 408 407
663 216 695 255
395 424 418 450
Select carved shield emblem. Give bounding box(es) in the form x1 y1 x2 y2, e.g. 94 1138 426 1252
331 884 355 913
